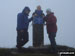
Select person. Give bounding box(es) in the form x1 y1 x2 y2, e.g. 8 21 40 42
30 5 45 47
44 9 58 53
16 7 31 49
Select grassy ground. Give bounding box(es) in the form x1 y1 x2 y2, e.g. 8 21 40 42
0 45 75 56
0 48 58 56
0 48 57 56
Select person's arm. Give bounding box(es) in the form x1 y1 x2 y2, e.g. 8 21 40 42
43 16 47 25
28 13 35 22
44 16 47 22
29 17 33 22
42 13 45 18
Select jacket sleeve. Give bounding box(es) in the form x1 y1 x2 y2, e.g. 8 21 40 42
29 17 33 22
28 13 35 22
44 16 47 22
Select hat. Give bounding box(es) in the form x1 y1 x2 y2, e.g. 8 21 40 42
46 8 51 12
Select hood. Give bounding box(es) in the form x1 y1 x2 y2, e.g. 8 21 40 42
22 7 30 14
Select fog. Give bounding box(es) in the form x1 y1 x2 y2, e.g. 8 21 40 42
0 0 75 48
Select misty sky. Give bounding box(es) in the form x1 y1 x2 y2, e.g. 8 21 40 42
0 0 75 48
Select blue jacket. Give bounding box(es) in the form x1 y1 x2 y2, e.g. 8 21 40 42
33 10 44 24
17 13 29 30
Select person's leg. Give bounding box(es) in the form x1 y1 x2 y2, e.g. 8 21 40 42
38 24 44 47
33 24 36 47
16 31 23 49
16 30 29 52
49 32 57 53
21 30 29 46
33 24 38 47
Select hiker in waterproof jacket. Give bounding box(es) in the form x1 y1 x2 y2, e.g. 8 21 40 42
16 7 31 49
32 6 44 24
29 5 45 47
29 5 45 23
44 9 58 53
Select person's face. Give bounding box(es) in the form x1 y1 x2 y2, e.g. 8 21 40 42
46 11 50 15
37 6 41 10
25 10 30 14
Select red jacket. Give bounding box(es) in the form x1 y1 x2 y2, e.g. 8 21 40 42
44 13 57 33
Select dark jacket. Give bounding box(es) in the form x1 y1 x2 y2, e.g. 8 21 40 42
44 13 57 33
17 8 29 31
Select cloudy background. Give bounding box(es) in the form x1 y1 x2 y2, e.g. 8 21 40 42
0 0 75 48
